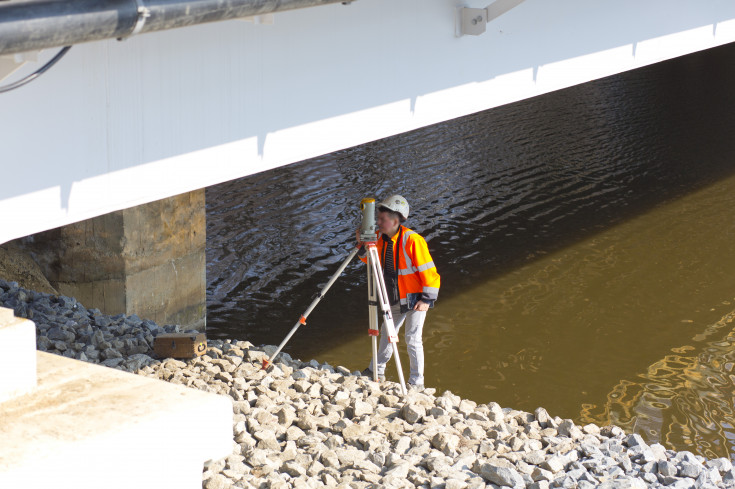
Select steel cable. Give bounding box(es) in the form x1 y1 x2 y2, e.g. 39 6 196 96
0 46 71 94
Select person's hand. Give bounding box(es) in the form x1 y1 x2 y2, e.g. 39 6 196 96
355 228 363 247
413 301 430 312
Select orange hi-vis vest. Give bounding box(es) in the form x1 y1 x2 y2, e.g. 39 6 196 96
361 225 440 308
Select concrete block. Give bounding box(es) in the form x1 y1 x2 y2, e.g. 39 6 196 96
0 307 36 403
19 189 206 329
0 352 232 489
0 306 13 322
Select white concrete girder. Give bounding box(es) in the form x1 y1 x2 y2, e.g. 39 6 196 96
1 0 735 243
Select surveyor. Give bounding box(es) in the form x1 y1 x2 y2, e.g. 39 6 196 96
356 194 440 390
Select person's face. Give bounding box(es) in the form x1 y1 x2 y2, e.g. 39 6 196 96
377 210 400 236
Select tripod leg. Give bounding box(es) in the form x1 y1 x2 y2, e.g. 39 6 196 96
367 244 407 396
371 336 378 381
263 245 360 369
390 342 407 394
367 252 379 382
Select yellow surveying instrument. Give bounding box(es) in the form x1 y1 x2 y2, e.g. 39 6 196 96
262 197 408 395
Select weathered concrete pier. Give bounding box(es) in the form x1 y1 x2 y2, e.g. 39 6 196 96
19 189 206 329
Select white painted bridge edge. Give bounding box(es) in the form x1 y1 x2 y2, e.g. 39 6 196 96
2 0 735 244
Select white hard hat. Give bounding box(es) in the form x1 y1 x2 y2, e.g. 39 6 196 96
378 194 409 221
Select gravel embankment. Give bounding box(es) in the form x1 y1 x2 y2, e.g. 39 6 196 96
1 278 734 489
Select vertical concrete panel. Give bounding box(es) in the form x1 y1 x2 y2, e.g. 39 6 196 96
22 191 206 329
26 213 128 314
122 189 206 329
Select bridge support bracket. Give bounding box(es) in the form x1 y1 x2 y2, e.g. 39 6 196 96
459 8 488 36
457 0 526 37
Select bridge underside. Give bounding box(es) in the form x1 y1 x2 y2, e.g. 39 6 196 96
1 0 734 245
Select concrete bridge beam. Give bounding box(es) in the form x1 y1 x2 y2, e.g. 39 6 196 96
2 1 735 245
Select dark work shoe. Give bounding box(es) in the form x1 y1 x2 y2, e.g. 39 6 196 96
361 367 386 382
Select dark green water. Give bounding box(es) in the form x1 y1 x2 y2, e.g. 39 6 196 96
206 42 735 460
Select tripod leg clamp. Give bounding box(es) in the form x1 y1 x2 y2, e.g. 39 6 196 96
299 316 307 325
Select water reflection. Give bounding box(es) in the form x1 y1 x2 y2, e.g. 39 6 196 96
421 173 735 423
581 311 735 460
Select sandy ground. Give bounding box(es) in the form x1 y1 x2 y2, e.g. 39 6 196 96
0 241 57 295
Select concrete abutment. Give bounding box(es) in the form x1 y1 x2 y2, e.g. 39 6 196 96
20 189 206 329
0 305 232 489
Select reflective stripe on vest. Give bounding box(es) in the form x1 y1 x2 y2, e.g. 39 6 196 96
400 229 416 274
416 261 436 273
378 226 440 304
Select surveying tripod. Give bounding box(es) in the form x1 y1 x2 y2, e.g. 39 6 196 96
262 198 408 396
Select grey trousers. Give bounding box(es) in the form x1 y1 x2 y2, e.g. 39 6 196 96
372 303 426 385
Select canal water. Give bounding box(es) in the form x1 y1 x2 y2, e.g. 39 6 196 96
206 42 735 460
